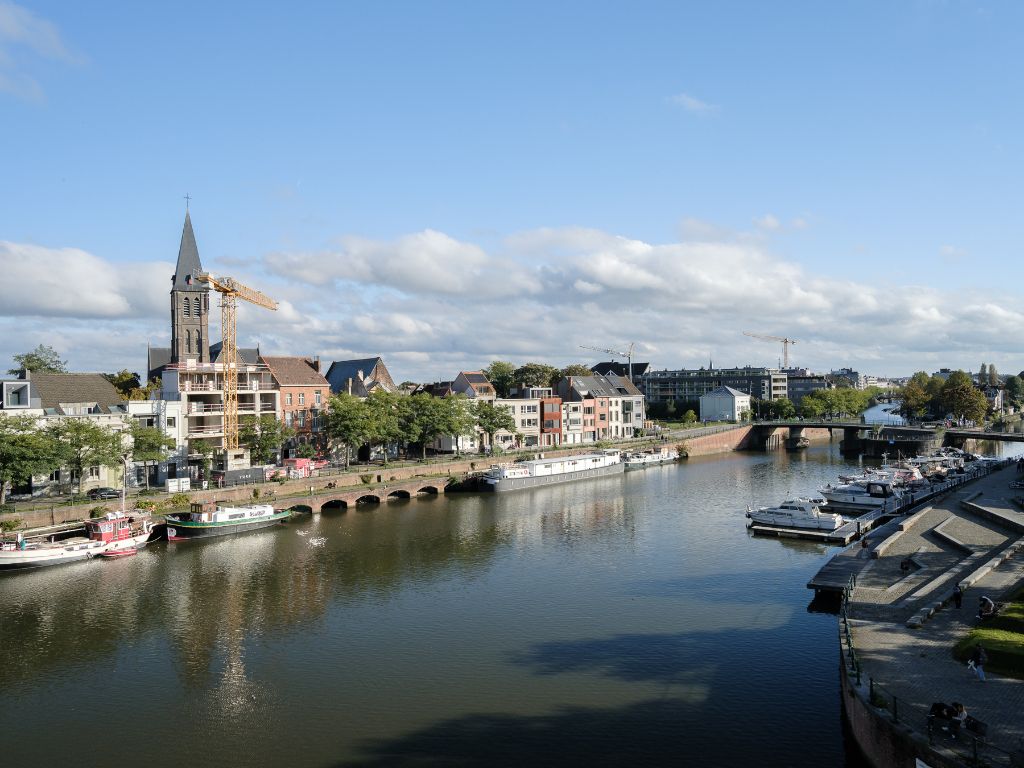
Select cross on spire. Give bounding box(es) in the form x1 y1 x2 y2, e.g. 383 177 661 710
184 193 192 211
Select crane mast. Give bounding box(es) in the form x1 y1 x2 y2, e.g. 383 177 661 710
579 342 636 380
198 273 278 450
742 331 799 368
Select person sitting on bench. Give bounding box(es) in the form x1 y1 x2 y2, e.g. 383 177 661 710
978 595 996 620
950 702 967 738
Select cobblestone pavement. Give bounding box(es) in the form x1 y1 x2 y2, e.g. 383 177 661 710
847 463 1024 763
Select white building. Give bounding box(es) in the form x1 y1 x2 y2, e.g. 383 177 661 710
699 386 751 422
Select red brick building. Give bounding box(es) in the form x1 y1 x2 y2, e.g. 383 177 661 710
261 356 330 456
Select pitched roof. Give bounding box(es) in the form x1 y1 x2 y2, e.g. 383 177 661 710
210 342 260 365
325 357 395 394
567 374 641 398
261 356 330 387
148 346 172 382
702 385 750 398
27 372 125 414
590 361 650 378
172 210 205 291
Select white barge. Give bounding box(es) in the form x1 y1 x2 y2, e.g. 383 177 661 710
482 450 624 492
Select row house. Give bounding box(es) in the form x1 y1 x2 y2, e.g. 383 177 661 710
557 374 645 440
262 356 331 456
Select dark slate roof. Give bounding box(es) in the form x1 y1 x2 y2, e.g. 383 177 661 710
28 372 125 414
148 346 172 382
261 356 330 387
413 381 453 397
590 361 650 378
210 342 260 365
566 374 641 398
325 357 385 394
703 386 750 398
172 210 205 291
463 372 489 383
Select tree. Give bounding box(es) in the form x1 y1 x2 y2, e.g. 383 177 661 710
238 415 293 465
9 344 67 375
988 364 999 386
941 375 988 424
324 392 371 468
128 421 176 490
364 390 403 464
402 393 476 459
900 379 931 421
979 363 988 384
473 400 516 449
682 409 697 424
103 370 142 398
512 363 560 390
483 361 516 398
1004 375 1024 407
770 397 797 420
0 415 61 505
48 418 122 496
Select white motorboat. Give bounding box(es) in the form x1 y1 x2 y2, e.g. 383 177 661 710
819 478 903 509
746 498 845 531
0 512 154 571
623 446 679 470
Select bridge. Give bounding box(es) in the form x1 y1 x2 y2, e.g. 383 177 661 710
276 477 449 513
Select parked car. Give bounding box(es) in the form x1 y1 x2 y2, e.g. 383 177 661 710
87 487 120 500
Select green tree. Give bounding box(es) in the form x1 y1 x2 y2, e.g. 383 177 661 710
771 397 797 419
103 370 142 398
941 375 988 424
239 414 293 465
364 390 403 464
900 376 931 421
979 363 988 384
483 361 516 398
324 392 371 468
682 409 697 424
512 362 560 390
473 400 516 449
402 393 476 459
9 344 68 375
48 418 122 496
988 364 999 386
128 421 176 490
0 415 61 505
1004 375 1024 407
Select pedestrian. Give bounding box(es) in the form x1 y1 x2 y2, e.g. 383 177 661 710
951 702 967 738
952 583 963 609
968 644 987 682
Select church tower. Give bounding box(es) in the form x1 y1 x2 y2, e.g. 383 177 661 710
170 210 211 364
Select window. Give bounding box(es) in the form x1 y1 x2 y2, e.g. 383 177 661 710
193 297 201 316
167 417 176 427
196 332 202 353
298 392 305 405
286 393 293 406
88 466 100 479
298 412 306 428
315 390 321 406
183 298 191 317
285 412 293 427
50 469 61 482
186 330 192 353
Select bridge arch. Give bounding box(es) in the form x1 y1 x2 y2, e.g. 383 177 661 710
417 485 441 496
320 499 349 513
386 489 412 500
355 494 382 505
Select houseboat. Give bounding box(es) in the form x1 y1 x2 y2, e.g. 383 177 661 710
482 450 623 492
623 446 680 471
165 501 291 541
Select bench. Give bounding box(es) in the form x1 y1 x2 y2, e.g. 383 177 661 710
927 704 988 743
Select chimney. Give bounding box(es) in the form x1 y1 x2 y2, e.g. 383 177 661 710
313 355 321 373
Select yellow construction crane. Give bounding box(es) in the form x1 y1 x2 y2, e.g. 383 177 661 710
198 273 278 450
743 331 799 368
580 342 636 379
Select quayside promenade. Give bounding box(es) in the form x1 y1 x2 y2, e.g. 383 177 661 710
838 463 1024 767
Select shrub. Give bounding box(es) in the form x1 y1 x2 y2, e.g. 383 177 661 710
167 493 191 509
252 487 261 499
0 517 22 533
359 474 374 485
89 506 107 519
677 442 690 459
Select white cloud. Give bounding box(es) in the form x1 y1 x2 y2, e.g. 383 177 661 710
940 244 968 262
0 1 78 101
667 92 718 115
754 214 781 231
3 223 1024 383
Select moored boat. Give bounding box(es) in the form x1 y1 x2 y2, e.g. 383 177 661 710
623 446 679 471
0 512 154 571
746 498 845 532
482 450 623 492
819 478 903 510
165 501 290 541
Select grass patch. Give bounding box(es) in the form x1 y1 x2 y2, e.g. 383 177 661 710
953 585 1024 679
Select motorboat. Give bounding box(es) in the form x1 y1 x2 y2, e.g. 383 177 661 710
623 446 679 471
819 478 903 510
746 498 845 531
0 512 154 571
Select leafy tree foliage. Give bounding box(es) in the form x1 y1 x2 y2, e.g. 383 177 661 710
979 363 988 383
0 415 61 504
364 391 403 464
558 364 593 385
941 377 989 424
9 344 67 375
128 421 176 489
324 392 371 468
473 400 516 447
48 419 122 495
103 370 141 397
512 363 560 390
988 364 999 385
1004 375 1024 408
238 415 294 465
483 361 516 398
402 393 476 459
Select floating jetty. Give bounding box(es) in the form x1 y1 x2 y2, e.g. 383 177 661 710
748 507 890 544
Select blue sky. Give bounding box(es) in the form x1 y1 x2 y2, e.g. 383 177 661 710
2 1 1022 382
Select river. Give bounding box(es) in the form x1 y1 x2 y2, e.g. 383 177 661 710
0 435 1012 767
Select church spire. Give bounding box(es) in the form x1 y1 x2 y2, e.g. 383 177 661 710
172 209 203 290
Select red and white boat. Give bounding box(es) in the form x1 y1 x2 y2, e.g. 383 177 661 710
0 512 155 571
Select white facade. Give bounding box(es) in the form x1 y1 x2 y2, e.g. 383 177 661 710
699 387 751 422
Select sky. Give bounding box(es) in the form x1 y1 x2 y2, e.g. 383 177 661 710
2 1 1023 384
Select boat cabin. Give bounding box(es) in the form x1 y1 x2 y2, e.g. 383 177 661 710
85 512 144 543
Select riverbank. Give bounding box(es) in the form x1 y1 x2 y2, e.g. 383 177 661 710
837 462 1024 767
